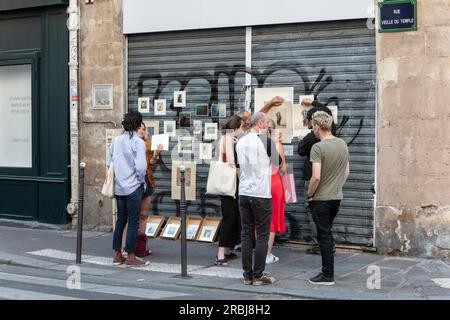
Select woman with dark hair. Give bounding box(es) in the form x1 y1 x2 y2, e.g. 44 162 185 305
108 111 148 267
214 115 242 266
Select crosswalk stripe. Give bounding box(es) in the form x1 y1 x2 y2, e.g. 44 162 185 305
0 286 84 300
0 272 191 299
27 249 243 279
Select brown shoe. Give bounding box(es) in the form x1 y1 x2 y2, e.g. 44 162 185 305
113 256 126 266
253 275 276 286
125 258 150 267
243 279 253 285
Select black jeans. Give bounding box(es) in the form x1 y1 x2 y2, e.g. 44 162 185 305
113 185 144 254
309 200 341 277
219 195 241 248
239 195 272 280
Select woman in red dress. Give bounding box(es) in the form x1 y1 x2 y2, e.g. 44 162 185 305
266 119 287 264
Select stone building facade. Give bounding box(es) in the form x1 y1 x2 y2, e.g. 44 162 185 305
74 0 450 257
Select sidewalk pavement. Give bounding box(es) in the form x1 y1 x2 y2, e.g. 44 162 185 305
0 225 449 300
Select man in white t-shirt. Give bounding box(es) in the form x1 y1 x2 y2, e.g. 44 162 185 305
236 112 282 286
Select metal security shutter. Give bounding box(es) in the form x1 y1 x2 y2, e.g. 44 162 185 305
252 20 376 245
128 28 246 220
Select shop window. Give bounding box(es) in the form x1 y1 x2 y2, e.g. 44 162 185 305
0 64 32 168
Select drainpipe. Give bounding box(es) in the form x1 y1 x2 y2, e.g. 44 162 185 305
66 0 80 228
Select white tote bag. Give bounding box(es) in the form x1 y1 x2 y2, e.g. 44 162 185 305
101 162 115 198
101 138 116 198
206 137 237 198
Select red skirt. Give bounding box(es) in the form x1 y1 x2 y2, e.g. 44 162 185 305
271 166 286 233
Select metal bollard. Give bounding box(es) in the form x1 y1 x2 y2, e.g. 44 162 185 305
179 165 188 278
76 162 86 264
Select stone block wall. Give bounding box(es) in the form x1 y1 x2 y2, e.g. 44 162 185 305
375 0 450 257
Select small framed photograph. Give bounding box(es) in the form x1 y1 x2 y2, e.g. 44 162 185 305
174 91 186 107
218 103 227 118
195 104 209 116
161 216 181 240
145 215 165 238
178 136 194 154
154 99 166 116
138 97 150 113
92 84 113 109
144 120 159 137
199 143 212 160
204 122 218 140
179 111 191 128
164 120 177 137
193 120 202 135
210 104 219 117
186 216 203 241
196 217 221 242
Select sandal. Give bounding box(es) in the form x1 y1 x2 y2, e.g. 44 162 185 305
225 252 238 260
215 257 228 267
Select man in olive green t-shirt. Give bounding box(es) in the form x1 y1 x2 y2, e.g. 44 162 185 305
307 111 350 285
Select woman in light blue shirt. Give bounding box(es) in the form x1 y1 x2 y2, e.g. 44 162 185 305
108 111 148 267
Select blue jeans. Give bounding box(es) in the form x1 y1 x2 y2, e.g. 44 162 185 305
112 185 144 254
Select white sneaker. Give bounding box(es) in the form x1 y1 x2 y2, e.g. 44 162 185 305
265 253 279 264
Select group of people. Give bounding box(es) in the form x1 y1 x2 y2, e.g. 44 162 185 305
107 95 350 286
214 96 349 286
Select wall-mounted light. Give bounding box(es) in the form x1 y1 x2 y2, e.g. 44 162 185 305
85 0 94 4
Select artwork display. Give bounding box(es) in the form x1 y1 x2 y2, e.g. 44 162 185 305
294 102 313 138
144 120 159 137
195 104 209 116
92 84 113 109
178 136 194 154
154 99 166 116
266 101 293 143
174 91 186 107
138 97 150 113
199 143 212 160
254 87 294 112
164 120 176 137
204 122 218 140
193 120 202 135
179 112 191 128
171 161 196 201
